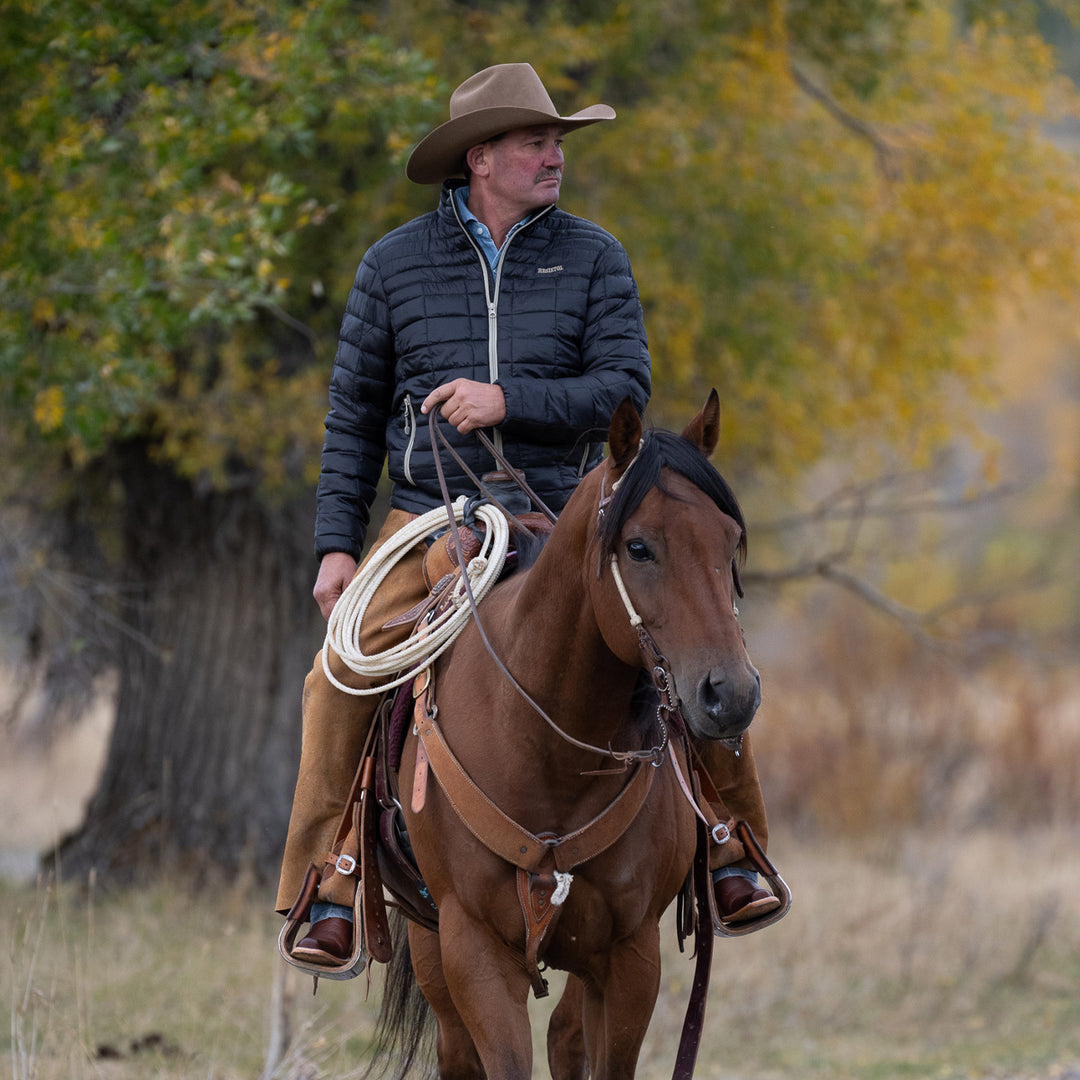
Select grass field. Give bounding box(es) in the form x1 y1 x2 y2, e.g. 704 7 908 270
4 603 1079 1079
4 823 1079 1080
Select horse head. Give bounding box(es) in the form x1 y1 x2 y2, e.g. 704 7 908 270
589 390 761 742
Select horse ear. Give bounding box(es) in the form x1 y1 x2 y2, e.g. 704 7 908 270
681 388 721 457
608 397 643 470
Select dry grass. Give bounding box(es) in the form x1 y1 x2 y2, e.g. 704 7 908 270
746 596 1080 840
3 604 1079 1079
3 822 1078 1080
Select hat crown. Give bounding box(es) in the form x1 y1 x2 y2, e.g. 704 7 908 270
406 62 614 184
449 63 556 120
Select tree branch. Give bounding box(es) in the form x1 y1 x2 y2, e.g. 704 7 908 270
258 301 320 352
789 61 903 180
741 470 1056 660
754 473 1020 535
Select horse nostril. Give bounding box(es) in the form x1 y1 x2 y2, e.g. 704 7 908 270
699 669 730 717
699 665 761 720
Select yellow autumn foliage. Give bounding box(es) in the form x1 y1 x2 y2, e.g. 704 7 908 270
2 0 1079 513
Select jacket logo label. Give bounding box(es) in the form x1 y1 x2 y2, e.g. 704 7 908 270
536 265 564 274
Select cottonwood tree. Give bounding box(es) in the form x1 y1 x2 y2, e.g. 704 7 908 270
1 0 439 879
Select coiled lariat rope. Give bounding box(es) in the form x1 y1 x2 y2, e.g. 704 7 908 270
323 496 511 696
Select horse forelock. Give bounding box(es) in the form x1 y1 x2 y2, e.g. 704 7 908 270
597 428 747 563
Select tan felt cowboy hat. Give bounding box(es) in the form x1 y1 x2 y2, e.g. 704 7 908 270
406 63 615 184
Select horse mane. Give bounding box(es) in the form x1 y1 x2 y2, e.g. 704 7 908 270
597 427 747 570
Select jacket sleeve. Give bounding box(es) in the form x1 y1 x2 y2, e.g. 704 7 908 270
314 248 394 560
496 237 651 441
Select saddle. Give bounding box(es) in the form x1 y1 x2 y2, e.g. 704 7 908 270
278 502 549 982
276 683 436 983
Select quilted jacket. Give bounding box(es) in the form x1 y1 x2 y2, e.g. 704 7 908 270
315 181 651 559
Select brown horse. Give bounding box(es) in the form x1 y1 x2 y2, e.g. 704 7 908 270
386 391 760 1079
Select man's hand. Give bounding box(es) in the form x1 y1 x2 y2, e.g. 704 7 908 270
421 379 506 434
314 551 358 621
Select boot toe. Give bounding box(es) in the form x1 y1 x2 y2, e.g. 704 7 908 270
291 916 353 963
715 876 782 925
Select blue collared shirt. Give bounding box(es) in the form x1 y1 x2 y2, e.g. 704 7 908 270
454 185 536 270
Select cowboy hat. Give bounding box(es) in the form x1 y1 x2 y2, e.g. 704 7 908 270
406 63 615 185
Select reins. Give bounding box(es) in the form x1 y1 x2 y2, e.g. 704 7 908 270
428 411 669 768
429 419 559 527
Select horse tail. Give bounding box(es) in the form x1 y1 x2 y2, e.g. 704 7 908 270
363 911 434 1080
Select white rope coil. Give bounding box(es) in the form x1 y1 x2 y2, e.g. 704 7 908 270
323 497 510 696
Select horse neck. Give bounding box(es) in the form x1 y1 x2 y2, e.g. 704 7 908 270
503 485 640 744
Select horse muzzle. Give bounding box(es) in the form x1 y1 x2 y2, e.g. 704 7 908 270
687 662 761 741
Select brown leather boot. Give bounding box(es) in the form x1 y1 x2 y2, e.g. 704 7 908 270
291 917 353 964
715 875 782 925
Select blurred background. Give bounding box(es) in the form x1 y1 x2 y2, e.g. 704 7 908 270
2 1 1078 1077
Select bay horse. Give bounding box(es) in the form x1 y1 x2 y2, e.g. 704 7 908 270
384 391 761 1079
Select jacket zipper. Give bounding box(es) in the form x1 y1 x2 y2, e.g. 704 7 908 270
401 393 416 485
452 194 555 460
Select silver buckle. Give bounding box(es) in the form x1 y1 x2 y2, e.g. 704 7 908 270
335 854 357 876
711 822 731 845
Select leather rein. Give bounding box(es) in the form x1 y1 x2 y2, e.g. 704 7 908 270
428 411 671 769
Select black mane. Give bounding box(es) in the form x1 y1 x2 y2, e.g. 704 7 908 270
597 427 747 569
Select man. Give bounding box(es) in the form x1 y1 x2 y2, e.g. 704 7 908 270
277 63 779 969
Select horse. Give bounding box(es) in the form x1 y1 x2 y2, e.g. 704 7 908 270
382 391 762 1080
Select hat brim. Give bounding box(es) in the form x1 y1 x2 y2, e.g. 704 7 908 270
405 104 615 185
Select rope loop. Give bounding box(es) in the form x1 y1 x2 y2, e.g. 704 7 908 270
323 497 510 696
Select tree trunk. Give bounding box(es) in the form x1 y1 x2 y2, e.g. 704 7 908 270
56 443 324 885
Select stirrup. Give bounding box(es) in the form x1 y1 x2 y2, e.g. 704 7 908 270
711 821 792 938
277 869 366 981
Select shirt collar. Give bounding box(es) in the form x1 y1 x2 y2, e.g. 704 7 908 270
453 185 538 269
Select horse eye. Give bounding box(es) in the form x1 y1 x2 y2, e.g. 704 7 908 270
625 538 653 562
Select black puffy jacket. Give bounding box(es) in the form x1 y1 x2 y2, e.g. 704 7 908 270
315 181 651 559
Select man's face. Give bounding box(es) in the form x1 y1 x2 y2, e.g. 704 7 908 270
476 124 566 215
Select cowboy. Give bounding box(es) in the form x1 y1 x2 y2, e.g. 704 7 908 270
277 63 780 968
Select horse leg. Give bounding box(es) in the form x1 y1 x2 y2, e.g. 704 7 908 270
407 922 484 1080
437 901 535 1080
547 974 588 1080
582 928 663 1080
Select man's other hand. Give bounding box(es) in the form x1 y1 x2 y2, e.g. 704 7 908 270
314 551 358 621
421 379 506 433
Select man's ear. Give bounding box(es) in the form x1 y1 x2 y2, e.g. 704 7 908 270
465 143 490 178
